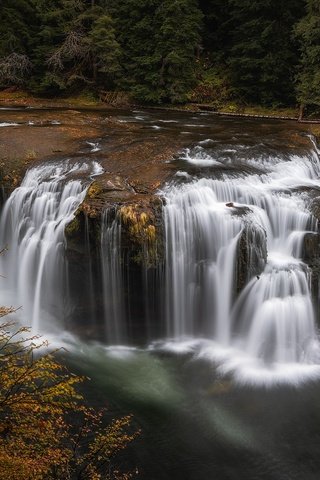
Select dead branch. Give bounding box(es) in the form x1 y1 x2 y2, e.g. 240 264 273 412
46 31 90 71
0 53 32 85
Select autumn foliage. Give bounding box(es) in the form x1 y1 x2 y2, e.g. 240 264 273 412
0 318 139 480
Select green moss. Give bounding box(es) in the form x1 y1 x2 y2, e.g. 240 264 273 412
87 181 103 199
65 216 81 238
119 204 163 268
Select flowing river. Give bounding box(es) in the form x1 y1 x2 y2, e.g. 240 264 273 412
1 108 320 478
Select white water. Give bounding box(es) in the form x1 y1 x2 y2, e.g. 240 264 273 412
0 160 100 332
101 210 127 344
86 141 101 153
183 146 222 166
164 184 242 342
0 122 19 127
163 137 320 385
1 123 320 385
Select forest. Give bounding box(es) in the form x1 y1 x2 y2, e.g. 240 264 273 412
0 0 319 114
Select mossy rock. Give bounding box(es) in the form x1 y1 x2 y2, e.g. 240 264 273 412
119 201 164 268
65 215 81 240
87 181 103 199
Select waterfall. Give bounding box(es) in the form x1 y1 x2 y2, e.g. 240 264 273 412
163 137 320 384
1 123 320 384
0 160 102 332
101 209 127 344
164 185 242 342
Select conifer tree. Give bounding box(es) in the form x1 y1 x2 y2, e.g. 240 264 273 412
109 0 158 98
29 0 81 93
31 0 121 92
0 0 35 57
0 0 36 86
89 15 122 87
295 0 320 116
198 0 231 63
153 0 203 103
227 0 303 106
113 0 202 103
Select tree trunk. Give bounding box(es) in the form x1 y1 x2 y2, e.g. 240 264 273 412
159 57 166 86
298 103 304 121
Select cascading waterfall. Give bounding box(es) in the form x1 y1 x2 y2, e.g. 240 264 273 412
1 119 320 385
164 185 242 342
163 137 320 384
101 210 127 344
0 160 102 332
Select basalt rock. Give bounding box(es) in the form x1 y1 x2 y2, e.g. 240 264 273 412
303 197 320 321
310 196 320 224
118 197 164 268
65 174 165 269
236 222 267 295
302 232 320 321
303 232 320 262
64 178 165 341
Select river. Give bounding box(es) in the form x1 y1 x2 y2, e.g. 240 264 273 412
0 107 320 479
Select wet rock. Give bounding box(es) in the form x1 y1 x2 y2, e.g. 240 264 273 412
303 232 320 262
118 196 164 268
236 222 267 294
229 204 251 217
310 197 320 224
304 198 320 321
302 232 320 322
308 259 320 323
64 195 165 341
65 159 167 268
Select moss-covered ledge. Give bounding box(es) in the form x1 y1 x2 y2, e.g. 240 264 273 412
64 174 165 269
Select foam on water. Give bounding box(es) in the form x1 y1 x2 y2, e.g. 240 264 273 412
0 122 19 127
162 136 320 385
86 141 101 153
182 146 222 166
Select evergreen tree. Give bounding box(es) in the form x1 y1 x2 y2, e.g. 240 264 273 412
0 0 36 57
89 15 122 87
0 0 312 108
29 0 81 93
110 0 159 98
112 0 202 103
227 0 304 105
295 0 320 115
31 0 121 92
198 0 231 63
0 0 37 86
153 0 203 103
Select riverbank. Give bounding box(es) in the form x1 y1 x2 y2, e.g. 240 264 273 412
1 89 319 124
2 89 320 151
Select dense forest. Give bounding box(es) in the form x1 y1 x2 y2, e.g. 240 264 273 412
0 0 319 113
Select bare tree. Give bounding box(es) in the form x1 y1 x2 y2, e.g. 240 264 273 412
47 31 90 71
0 53 32 86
